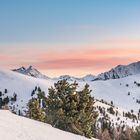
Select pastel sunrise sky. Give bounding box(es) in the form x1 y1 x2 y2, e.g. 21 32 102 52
1 0 140 77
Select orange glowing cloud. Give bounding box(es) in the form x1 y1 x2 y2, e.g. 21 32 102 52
34 57 133 70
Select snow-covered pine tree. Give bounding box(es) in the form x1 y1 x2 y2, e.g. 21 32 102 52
46 80 97 138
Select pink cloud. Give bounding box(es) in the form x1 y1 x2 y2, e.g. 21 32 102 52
1 38 140 76
34 57 134 70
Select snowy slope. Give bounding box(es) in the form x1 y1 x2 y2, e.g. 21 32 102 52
0 110 97 140
0 69 53 114
90 75 140 112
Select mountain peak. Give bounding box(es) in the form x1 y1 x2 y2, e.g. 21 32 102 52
28 65 33 69
96 60 140 80
82 74 96 81
13 66 49 80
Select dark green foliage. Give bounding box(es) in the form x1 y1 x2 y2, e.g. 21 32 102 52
37 91 47 108
126 84 129 87
18 110 21 116
100 116 112 132
132 126 140 140
11 93 17 102
134 81 137 84
124 112 137 121
35 86 37 91
46 80 97 138
4 89 8 93
37 91 46 100
27 89 47 122
136 83 140 87
31 90 35 96
3 96 9 104
27 98 46 122
107 107 115 115
131 109 134 114
111 101 113 105
0 91 2 96
13 93 17 101
0 98 2 109
38 87 41 92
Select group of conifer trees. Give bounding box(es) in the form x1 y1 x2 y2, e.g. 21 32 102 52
27 80 140 139
27 80 97 138
0 89 17 109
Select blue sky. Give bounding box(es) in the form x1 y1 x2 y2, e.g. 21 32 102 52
0 0 140 76
1 0 140 43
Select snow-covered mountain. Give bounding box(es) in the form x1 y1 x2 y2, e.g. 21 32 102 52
56 61 140 81
96 61 140 81
13 61 140 81
77 61 140 81
13 66 50 80
53 75 83 81
0 110 95 140
81 74 97 81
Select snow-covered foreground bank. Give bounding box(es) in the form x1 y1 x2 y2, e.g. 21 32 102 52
0 110 97 140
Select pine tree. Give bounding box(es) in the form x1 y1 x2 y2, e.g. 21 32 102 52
31 90 35 96
4 89 7 93
3 96 9 105
13 93 17 101
132 126 140 140
46 80 97 138
101 129 112 140
0 97 2 109
27 98 46 122
37 90 47 108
